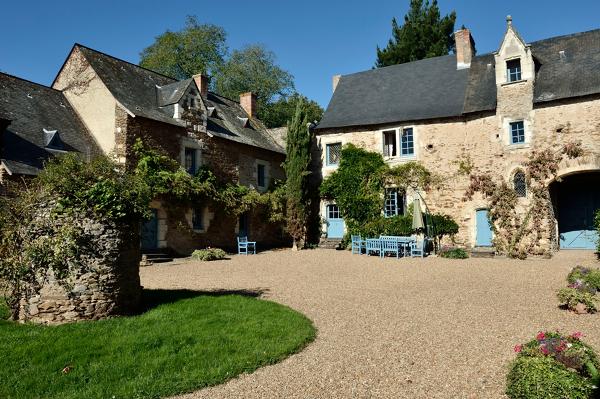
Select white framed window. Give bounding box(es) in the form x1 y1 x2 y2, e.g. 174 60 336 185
382 130 397 157
384 188 404 217
326 142 342 166
510 121 525 144
506 59 522 82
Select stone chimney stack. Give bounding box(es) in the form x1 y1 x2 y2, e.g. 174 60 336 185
455 28 476 70
240 92 257 118
193 74 209 98
332 75 341 92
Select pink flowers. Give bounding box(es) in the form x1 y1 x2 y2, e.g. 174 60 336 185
514 344 523 353
540 345 550 355
536 332 546 341
570 331 584 340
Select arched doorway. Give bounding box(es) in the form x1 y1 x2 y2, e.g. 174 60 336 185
550 172 600 249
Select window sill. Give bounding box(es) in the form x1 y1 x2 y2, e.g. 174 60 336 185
193 228 205 233
507 143 530 150
501 79 528 87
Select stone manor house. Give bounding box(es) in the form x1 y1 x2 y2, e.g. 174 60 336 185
315 17 600 251
1 44 288 255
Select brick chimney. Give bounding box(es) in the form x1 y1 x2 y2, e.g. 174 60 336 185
332 75 341 92
455 28 476 70
240 92 257 118
193 74 209 98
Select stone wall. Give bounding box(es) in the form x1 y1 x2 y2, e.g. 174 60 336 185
315 94 600 250
17 209 141 325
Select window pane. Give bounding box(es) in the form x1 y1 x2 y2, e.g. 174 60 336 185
401 128 414 156
384 188 400 217
257 164 266 187
327 204 340 219
510 121 525 144
327 143 342 165
192 207 203 230
383 130 396 157
513 171 527 197
185 148 196 174
507 59 522 82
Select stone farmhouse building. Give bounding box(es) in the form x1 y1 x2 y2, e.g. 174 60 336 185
1 44 288 254
315 18 600 251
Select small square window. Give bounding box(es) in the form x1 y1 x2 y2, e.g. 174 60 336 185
257 164 266 187
326 143 342 166
510 121 525 144
383 130 397 157
184 148 197 174
506 59 522 82
192 207 203 230
327 204 340 219
401 128 414 156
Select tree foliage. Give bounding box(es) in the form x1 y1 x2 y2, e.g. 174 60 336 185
375 0 456 67
214 44 295 118
260 93 324 128
284 99 312 248
139 16 227 80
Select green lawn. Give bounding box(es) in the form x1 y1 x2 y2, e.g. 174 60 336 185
0 290 316 399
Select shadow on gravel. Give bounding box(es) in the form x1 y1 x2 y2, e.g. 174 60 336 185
139 288 270 313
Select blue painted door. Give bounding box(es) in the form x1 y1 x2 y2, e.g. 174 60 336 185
326 204 345 238
556 173 600 249
141 209 158 250
476 209 493 246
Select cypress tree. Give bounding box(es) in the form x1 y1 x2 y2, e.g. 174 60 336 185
284 99 312 250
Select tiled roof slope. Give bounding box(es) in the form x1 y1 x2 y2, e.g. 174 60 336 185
318 28 600 130
0 73 100 175
74 45 285 154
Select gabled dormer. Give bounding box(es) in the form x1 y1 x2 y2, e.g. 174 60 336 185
494 16 535 86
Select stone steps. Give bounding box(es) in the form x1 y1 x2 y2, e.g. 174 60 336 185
141 250 174 265
319 239 343 250
470 246 496 258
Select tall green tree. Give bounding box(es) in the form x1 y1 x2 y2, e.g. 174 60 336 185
260 93 323 128
375 0 456 68
139 16 227 80
284 99 312 250
214 44 294 119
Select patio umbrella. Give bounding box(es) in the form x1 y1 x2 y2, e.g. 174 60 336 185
412 199 424 231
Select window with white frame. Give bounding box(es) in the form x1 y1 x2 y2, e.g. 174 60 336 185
510 121 525 144
401 128 414 156
506 59 522 82
513 170 527 197
326 142 342 166
384 188 404 217
184 147 197 174
383 130 397 157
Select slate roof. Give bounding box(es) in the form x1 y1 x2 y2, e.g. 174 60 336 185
0 73 100 176
318 28 600 130
70 45 285 154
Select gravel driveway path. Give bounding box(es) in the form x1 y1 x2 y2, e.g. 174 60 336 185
140 249 600 399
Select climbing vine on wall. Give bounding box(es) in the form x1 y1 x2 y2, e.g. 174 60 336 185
464 141 584 259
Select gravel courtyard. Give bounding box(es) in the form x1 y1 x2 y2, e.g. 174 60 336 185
140 249 600 399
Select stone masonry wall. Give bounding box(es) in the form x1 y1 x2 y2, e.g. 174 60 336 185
18 208 141 324
315 94 600 250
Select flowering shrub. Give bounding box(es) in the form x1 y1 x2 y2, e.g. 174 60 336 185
557 266 600 314
557 288 598 313
568 266 600 293
507 331 600 399
439 247 469 259
191 248 227 261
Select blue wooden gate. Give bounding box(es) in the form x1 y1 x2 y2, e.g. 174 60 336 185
475 209 493 247
326 204 345 238
141 209 158 250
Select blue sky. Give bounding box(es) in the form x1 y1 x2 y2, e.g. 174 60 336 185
1 1 599 108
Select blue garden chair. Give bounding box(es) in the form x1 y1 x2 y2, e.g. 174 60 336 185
237 236 256 255
410 238 427 258
380 236 401 259
351 235 366 254
366 238 382 257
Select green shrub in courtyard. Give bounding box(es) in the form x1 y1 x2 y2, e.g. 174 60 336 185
568 266 600 293
557 288 598 313
439 248 469 259
0 298 9 320
507 331 600 399
192 248 227 261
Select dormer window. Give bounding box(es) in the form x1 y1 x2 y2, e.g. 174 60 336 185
506 59 522 82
